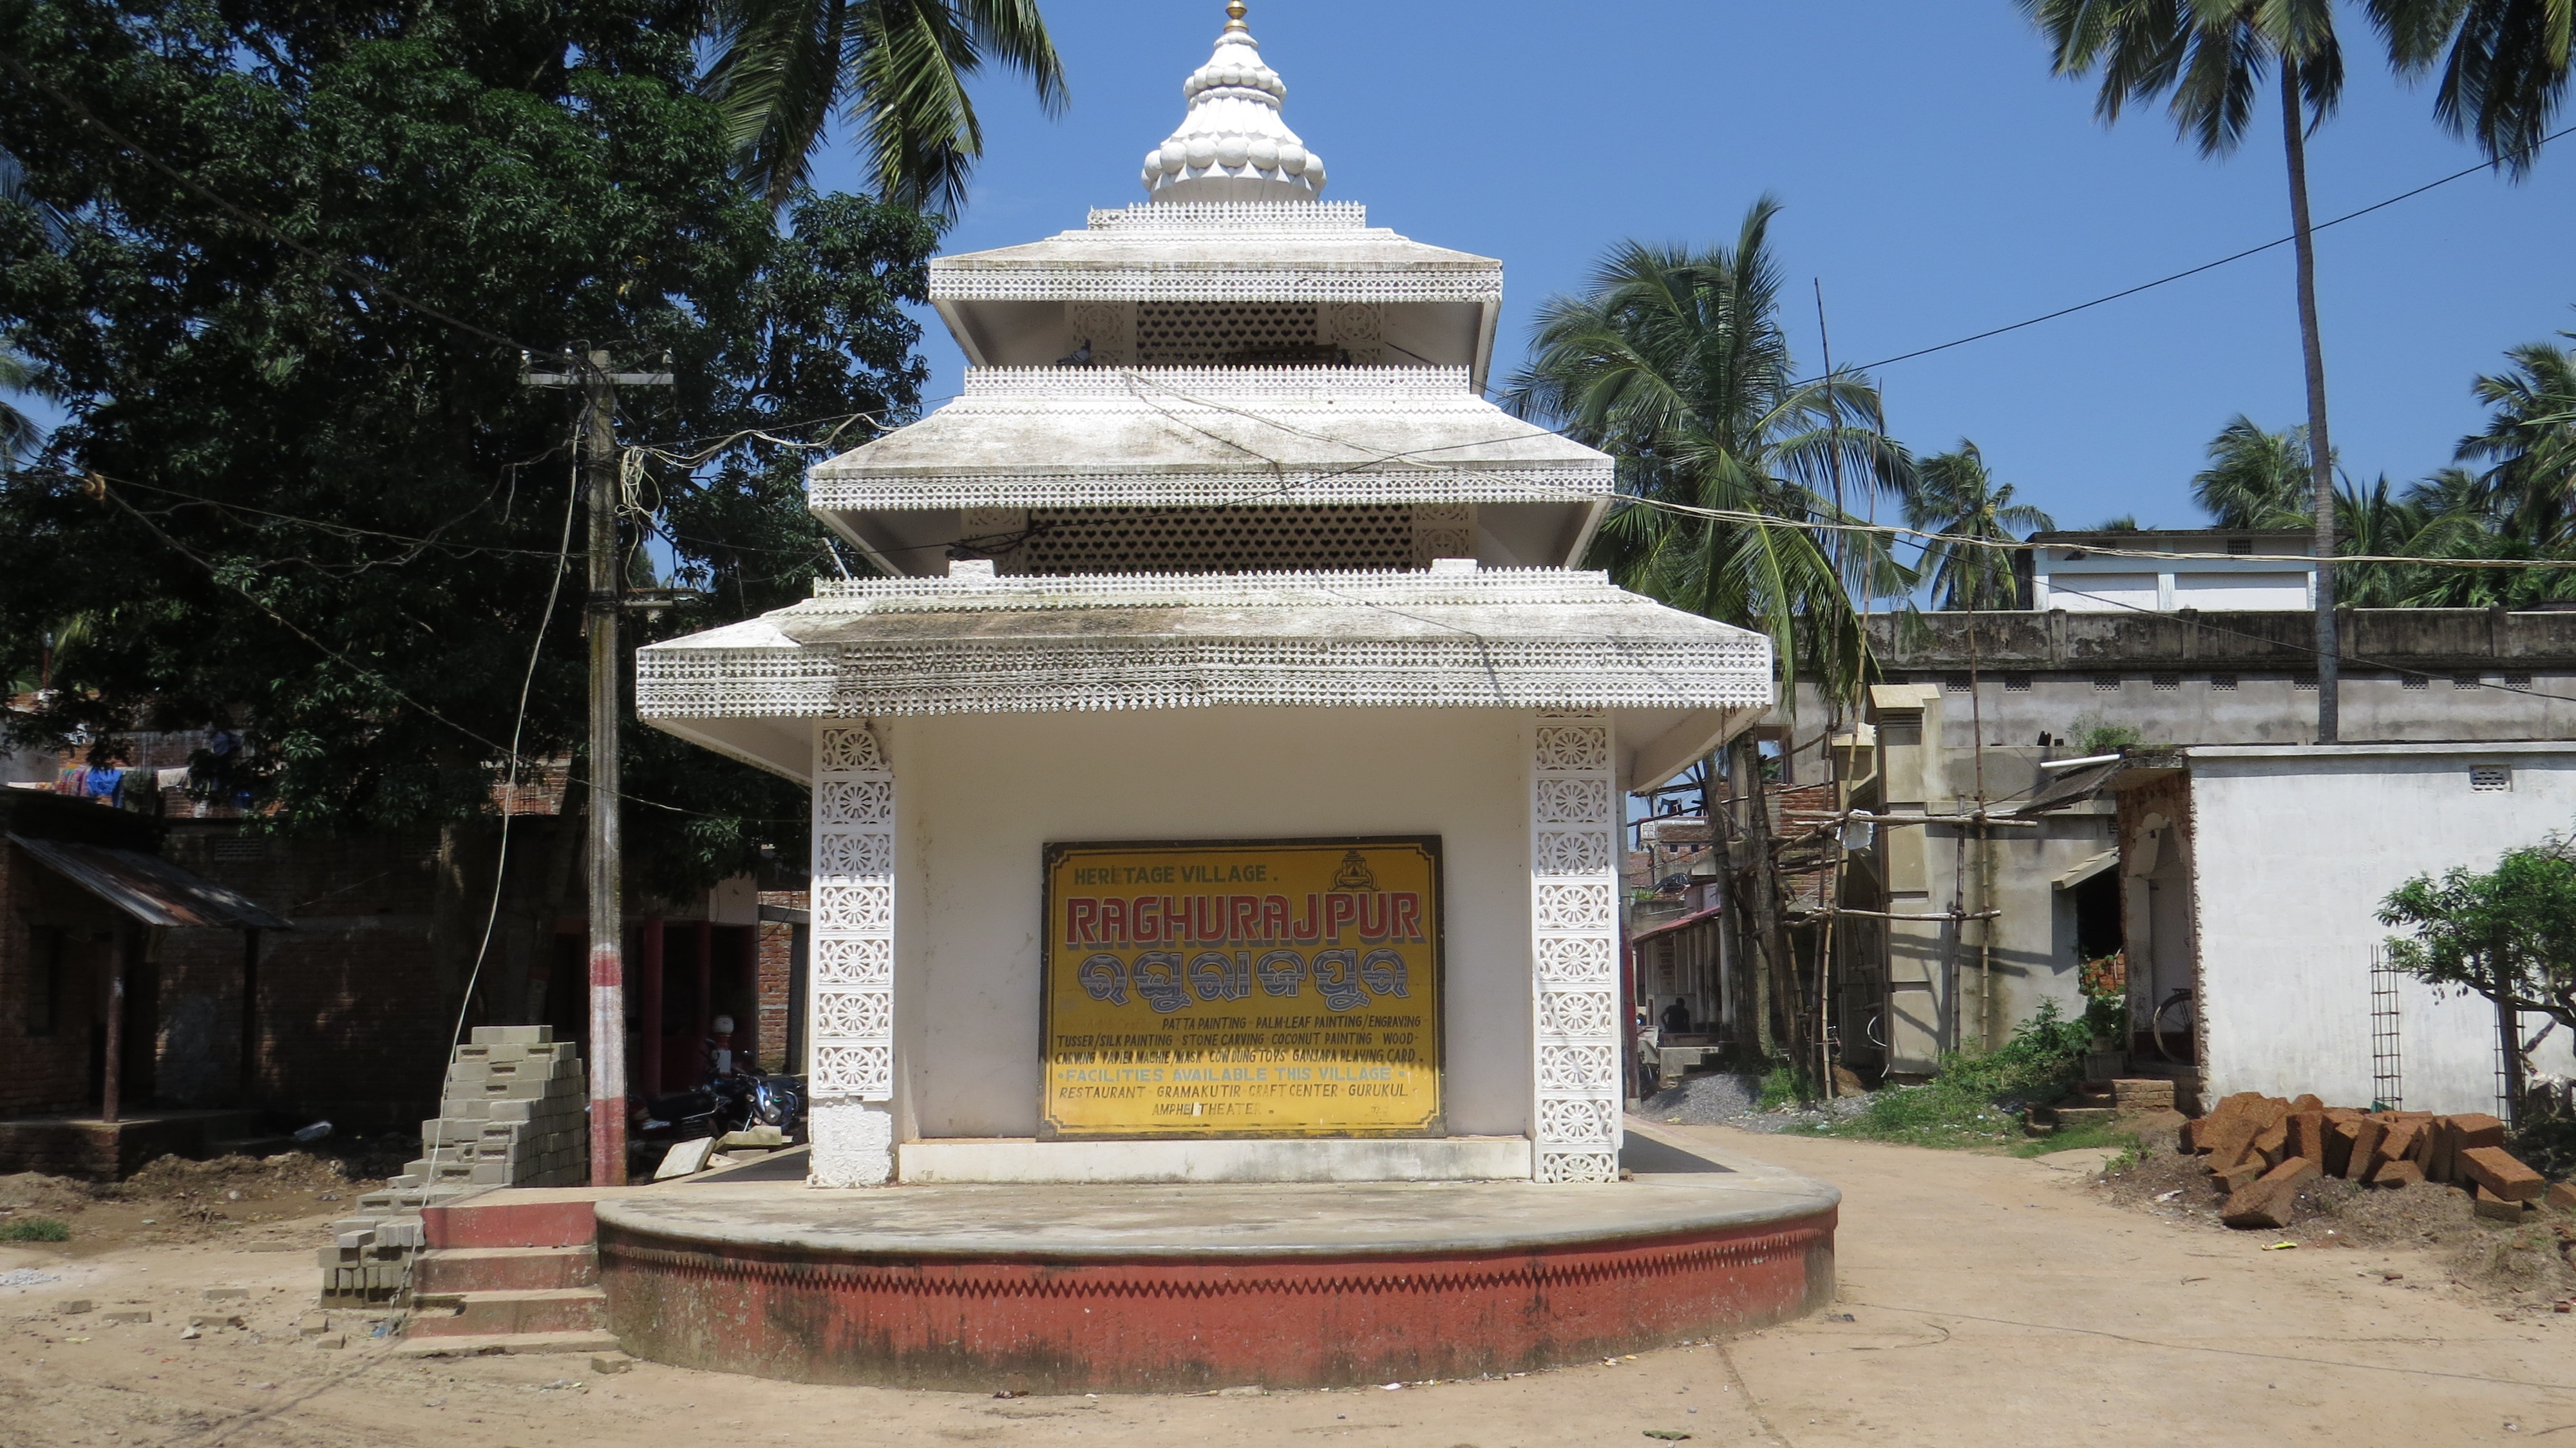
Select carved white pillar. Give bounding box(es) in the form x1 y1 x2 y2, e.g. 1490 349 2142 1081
1065 301 1136 368
808 721 898 1186
1410 503 1476 567
1531 710 1622 1183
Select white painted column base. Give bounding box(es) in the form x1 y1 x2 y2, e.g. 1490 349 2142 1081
808 1101 898 1188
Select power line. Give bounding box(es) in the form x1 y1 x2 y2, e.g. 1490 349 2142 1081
1790 122 2576 383
1108 370 2576 575
77 472 798 823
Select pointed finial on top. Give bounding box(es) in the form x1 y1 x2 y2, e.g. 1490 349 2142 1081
1141 0 1324 202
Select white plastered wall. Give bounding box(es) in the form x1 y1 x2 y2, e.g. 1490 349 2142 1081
881 706 1535 1141
2187 745 2576 1114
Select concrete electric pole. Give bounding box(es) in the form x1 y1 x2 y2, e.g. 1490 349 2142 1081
525 347 673 1186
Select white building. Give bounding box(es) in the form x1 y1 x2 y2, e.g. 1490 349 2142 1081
2026 528 2317 613
2116 743 2576 1116
636 5 1773 1188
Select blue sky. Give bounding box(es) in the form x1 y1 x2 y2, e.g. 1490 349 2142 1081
806 0 2574 535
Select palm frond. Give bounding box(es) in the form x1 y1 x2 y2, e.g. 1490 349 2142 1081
701 0 1065 211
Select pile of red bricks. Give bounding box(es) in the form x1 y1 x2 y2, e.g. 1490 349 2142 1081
2181 1092 2571 1230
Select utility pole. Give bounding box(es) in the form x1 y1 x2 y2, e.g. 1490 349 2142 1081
525 347 672 1187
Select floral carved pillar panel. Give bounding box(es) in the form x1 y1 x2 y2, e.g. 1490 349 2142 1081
810 721 898 1186
1531 710 1621 1184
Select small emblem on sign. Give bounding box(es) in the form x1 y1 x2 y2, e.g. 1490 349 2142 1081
1332 850 1379 891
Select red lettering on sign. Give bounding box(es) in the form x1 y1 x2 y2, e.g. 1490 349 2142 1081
1260 894 1291 944
1325 892 1357 942
1356 892 1389 942
1134 896 1162 943
1098 897 1127 944
1067 898 1097 944
1390 892 1423 944
1228 895 1261 945
1190 895 1224 944
1292 893 1321 942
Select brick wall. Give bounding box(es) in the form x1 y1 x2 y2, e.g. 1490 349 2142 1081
755 890 806 1074
155 824 451 1128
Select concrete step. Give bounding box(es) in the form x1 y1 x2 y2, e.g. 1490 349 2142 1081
392 1329 620 1359
2053 1107 2119 1131
413 1246 598 1295
408 1287 607 1338
422 1188 603 1250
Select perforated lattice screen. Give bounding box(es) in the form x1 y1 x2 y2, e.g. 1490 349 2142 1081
1135 303 1321 366
1020 506 1417 575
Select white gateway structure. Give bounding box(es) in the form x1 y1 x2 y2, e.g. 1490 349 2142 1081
637 3 1774 1188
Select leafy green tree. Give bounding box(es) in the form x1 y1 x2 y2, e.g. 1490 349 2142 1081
0 0 939 893
2022 0 2351 740
2193 415 2322 528
1505 198 1913 709
2456 329 2576 546
1906 441 2055 610
2371 0 2573 175
701 0 1066 209
2380 834 2576 1121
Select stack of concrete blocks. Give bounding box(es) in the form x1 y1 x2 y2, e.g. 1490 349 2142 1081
316 1026 587 1310
318 1212 432 1308
412 1025 590 1191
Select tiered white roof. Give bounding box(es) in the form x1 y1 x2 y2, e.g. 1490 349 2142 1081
636 3 1776 774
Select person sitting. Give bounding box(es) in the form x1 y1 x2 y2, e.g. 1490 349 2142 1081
1660 996 1691 1035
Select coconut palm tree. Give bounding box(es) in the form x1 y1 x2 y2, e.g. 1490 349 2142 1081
2020 0 2351 739
0 339 53 473
2371 0 2573 175
700 0 1067 211
1906 441 2056 611
2457 332 2576 546
2193 415 2322 528
1505 197 1913 709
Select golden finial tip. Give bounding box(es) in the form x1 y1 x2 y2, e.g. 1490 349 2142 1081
1227 1 1247 23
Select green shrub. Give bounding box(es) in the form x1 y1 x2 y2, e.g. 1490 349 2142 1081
1817 1000 2094 1150
2510 1114 2576 1181
0 1217 70 1243
1756 1063 1809 1111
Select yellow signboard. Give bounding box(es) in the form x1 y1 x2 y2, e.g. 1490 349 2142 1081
1040 837 1444 1140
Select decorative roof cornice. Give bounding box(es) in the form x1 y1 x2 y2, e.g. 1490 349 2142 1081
804 367 1611 511
800 566 1656 612
634 567 1775 720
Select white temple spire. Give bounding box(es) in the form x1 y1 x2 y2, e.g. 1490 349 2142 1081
1141 1 1325 204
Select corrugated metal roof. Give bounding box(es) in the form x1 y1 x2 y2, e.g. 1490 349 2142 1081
2014 759 2125 818
8 834 291 929
1631 905 1723 944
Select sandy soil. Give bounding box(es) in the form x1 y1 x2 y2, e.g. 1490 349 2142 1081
4 1122 2572 1448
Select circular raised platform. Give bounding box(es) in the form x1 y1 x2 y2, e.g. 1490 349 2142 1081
593 1135 1838 1393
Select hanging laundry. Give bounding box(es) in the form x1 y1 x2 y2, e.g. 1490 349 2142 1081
84 767 124 808
156 766 192 791
55 766 86 797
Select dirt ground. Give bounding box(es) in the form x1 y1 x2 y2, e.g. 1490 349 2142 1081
5 1123 2574 1448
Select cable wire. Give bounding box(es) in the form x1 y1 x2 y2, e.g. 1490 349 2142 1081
428 426 583 1186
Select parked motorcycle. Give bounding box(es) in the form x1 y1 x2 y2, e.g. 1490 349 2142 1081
629 1016 806 1174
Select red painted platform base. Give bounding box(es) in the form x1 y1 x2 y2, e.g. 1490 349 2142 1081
595 1181 1837 1393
